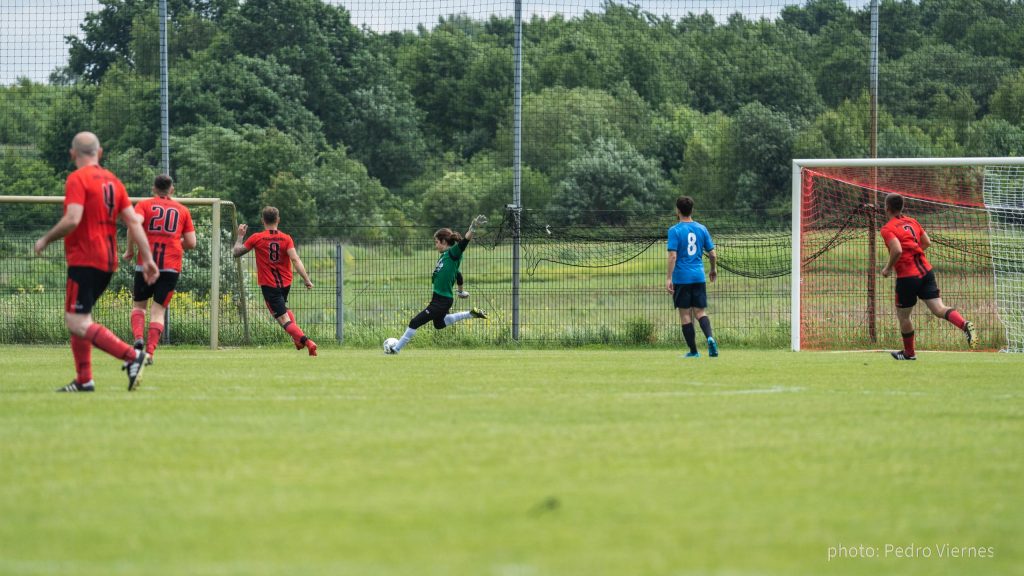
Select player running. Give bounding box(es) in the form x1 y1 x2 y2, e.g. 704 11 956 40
880 193 977 360
233 206 317 356
384 215 489 354
34 132 157 392
123 175 196 365
665 195 719 358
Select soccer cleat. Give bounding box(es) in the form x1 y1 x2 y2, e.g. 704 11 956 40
890 350 917 361
306 339 318 357
383 344 398 355
470 307 488 319
133 338 145 351
684 351 700 358
707 337 719 357
145 353 154 366
963 320 977 350
57 380 94 393
123 349 146 391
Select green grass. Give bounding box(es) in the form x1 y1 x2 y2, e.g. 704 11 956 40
1 346 1022 576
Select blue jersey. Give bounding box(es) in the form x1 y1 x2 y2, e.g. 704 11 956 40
667 221 714 284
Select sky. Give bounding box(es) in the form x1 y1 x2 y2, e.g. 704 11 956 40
0 0 870 85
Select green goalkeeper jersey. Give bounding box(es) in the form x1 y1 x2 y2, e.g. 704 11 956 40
431 239 469 298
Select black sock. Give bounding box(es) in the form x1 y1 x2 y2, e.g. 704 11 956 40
682 323 697 353
698 316 713 339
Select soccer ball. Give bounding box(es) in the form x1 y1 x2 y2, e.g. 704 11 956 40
383 337 399 354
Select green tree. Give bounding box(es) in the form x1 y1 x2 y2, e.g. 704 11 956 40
260 172 316 234
729 103 799 215
964 117 1024 156
551 137 668 225
991 69 1024 127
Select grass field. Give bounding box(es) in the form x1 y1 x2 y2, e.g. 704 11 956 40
1 346 1022 576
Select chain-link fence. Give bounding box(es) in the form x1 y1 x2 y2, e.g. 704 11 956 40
1 208 790 347
2 0 1022 347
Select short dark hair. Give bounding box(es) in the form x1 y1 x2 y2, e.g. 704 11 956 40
885 193 904 214
262 206 280 224
153 174 173 195
676 196 694 217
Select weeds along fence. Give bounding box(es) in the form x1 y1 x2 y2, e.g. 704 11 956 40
0 208 792 348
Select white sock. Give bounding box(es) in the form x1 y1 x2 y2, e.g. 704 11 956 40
394 327 416 351
444 311 473 326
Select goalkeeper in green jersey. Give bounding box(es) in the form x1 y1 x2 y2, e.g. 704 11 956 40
384 215 489 354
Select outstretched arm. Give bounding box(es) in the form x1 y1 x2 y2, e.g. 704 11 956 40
34 204 83 255
881 237 902 277
665 250 676 293
288 247 313 289
232 224 250 258
465 214 487 242
122 207 159 284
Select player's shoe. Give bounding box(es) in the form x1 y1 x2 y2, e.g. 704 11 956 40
890 350 917 360
145 353 154 366
122 349 146 391
57 380 95 393
306 339 318 357
707 337 719 357
684 351 700 358
383 344 398 355
963 320 977 350
470 307 487 319
133 338 144 351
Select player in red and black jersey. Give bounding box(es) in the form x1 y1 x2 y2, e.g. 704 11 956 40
880 193 977 360
233 206 317 355
123 175 196 365
33 132 158 392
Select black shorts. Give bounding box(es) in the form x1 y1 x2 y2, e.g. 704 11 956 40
133 271 180 307
673 282 708 309
409 293 454 330
261 285 292 318
895 270 940 308
65 266 112 314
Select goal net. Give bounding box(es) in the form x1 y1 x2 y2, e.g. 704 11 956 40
793 158 1024 353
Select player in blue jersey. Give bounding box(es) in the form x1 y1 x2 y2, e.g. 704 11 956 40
665 196 718 358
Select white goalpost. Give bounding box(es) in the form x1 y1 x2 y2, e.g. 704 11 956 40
791 157 1024 353
0 195 244 349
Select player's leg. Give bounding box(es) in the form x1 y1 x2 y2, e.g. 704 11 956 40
144 271 178 363
920 272 975 348
63 267 145 390
891 306 917 360
392 297 442 353
675 284 698 357
432 296 454 329
692 283 717 357
130 271 151 350
890 277 918 360
146 301 167 363
62 268 95 391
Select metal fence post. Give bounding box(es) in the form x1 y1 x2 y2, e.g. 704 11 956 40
210 200 221 349
336 242 344 343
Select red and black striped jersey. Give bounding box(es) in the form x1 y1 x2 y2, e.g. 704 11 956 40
881 216 933 278
244 229 294 287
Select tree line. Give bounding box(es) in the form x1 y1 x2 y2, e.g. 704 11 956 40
1 0 1023 235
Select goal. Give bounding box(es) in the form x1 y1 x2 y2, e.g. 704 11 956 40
792 157 1024 352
